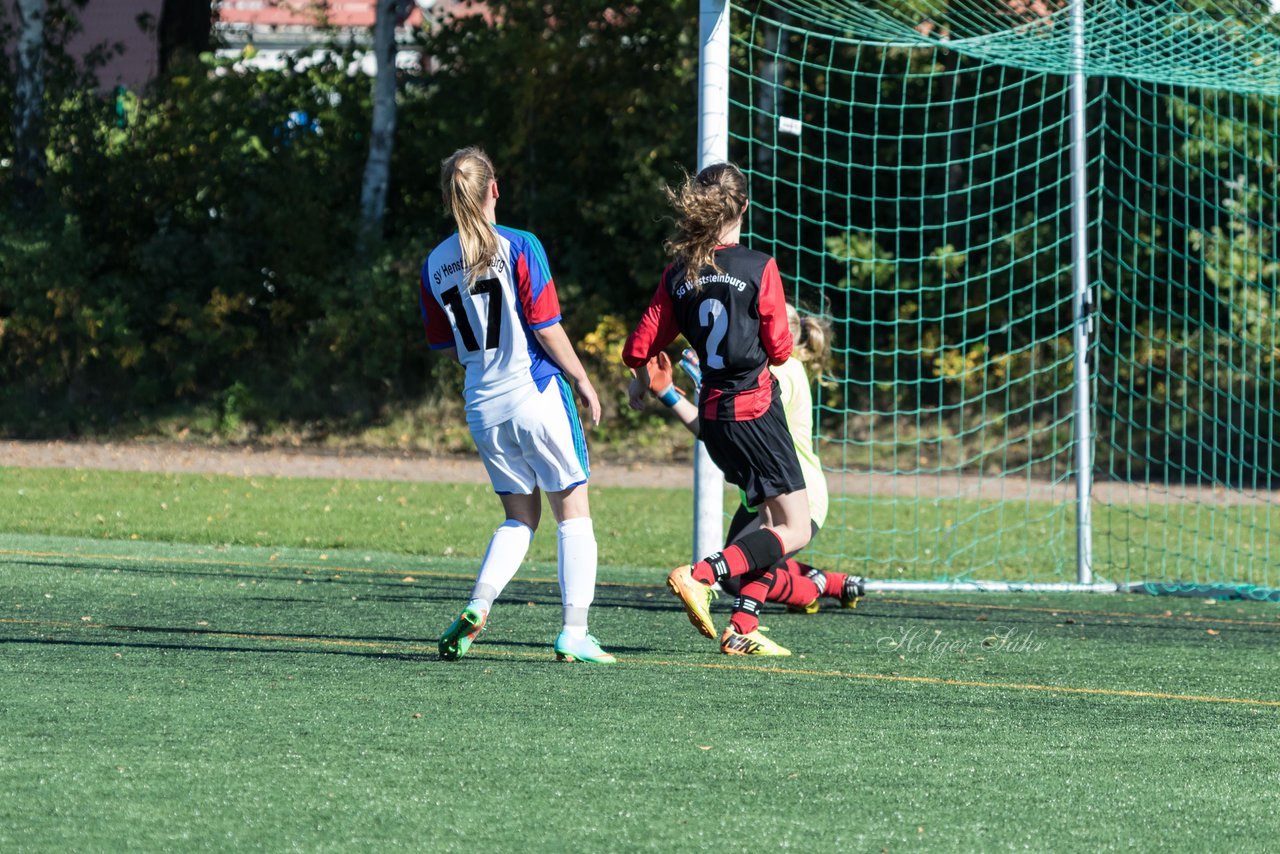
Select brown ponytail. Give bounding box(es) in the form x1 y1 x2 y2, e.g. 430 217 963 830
663 162 749 288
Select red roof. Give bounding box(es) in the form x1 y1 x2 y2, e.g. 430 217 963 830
218 1 425 28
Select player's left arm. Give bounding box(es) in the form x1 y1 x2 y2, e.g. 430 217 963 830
757 258 794 366
514 234 601 426
533 322 601 426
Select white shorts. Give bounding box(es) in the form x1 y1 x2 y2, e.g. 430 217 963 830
471 375 590 495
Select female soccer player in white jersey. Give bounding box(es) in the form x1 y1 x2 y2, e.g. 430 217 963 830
420 146 614 664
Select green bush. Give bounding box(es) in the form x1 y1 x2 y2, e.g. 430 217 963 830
0 3 700 441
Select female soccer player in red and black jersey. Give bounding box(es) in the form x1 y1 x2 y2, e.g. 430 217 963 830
638 310 866 616
623 162 811 656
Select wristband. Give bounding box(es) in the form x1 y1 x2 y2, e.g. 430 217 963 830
657 385 681 407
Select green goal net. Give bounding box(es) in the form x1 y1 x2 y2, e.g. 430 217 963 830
728 0 1280 592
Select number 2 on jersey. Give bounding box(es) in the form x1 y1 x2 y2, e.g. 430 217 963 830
698 297 727 369
441 277 502 352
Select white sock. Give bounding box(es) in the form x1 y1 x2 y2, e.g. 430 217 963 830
470 519 534 610
557 516 597 630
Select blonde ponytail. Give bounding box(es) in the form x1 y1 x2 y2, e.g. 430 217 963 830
787 305 833 377
440 146 500 288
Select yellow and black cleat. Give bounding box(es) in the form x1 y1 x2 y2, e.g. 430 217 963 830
720 626 791 656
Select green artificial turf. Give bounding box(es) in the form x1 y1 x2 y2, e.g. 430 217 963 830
2 468 1279 850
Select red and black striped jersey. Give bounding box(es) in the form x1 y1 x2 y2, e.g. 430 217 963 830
623 245 793 421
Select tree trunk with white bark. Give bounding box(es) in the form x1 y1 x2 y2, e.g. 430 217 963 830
359 0 399 232
13 0 46 211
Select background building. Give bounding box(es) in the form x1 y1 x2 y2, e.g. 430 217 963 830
65 0 463 88
215 0 443 73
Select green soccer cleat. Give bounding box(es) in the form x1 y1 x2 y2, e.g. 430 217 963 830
438 605 487 661
666 564 717 639
720 626 792 656
554 631 617 664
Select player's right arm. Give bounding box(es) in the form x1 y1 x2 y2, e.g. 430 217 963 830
643 352 699 434
624 275 681 411
420 275 460 363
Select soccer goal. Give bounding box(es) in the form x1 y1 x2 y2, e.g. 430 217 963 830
699 0 1280 597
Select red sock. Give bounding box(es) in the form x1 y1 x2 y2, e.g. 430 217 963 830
767 561 821 607
690 545 747 584
730 567 774 634
823 571 848 599
691 529 785 585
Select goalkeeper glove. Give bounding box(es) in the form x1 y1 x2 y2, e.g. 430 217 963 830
679 348 703 386
645 352 685 407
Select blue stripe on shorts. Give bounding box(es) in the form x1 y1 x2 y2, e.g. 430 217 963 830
555 375 590 478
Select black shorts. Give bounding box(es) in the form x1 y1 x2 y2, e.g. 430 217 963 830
699 398 806 509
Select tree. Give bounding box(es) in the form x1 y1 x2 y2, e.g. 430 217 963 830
158 0 213 74
408 0 699 311
12 0 45 210
359 0 404 232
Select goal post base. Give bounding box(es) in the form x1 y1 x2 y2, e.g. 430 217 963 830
860 580 1126 594
857 579 1280 602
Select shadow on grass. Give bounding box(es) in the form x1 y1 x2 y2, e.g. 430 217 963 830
1 630 662 661
6 556 469 603
850 599 1280 636
8 556 678 615
11 556 1278 640
0 634 430 661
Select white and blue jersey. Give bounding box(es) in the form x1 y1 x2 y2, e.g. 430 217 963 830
421 225 564 430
